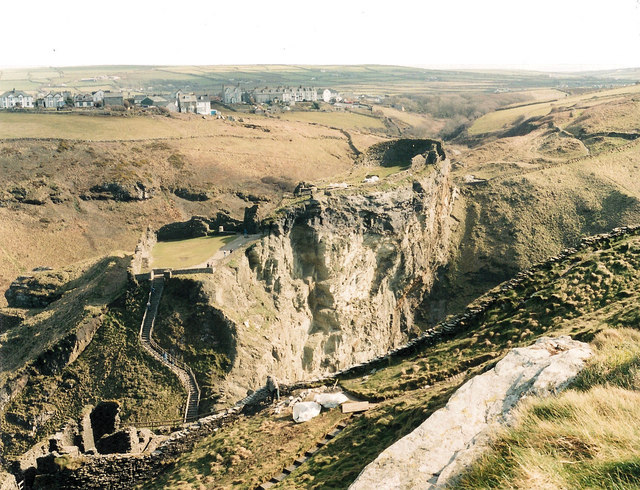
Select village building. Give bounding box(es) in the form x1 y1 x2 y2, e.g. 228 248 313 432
176 92 211 114
0 89 34 109
103 92 124 107
73 94 94 108
253 86 318 104
177 93 197 113
196 95 211 115
92 90 105 106
42 92 66 108
133 95 148 106
253 87 284 104
222 85 243 104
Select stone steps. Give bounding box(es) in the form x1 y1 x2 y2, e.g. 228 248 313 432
139 277 200 423
256 414 356 489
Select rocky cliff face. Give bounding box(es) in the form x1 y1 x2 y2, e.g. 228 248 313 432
189 159 455 401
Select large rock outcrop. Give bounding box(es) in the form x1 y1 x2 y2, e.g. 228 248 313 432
350 336 593 490
188 157 454 402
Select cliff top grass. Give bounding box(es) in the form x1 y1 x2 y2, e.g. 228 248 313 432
457 328 640 489
0 114 363 302
278 110 386 131
468 84 640 135
149 229 640 488
445 123 640 314
0 254 129 385
149 235 236 270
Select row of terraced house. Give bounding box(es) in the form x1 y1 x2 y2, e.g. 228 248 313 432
0 88 127 109
222 85 320 104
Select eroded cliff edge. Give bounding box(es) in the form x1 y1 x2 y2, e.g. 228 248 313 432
166 157 456 404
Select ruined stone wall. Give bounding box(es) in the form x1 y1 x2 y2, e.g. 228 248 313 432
128 227 156 278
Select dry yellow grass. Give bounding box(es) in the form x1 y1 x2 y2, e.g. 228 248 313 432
0 114 372 304
279 110 385 130
458 328 640 489
469 84 640 135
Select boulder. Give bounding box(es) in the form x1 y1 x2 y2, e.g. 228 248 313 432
4 275 63 308
350 336 593 489
314 392 348 409
292 401 322 423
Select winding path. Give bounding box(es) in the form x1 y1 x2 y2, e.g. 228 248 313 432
139 276 200 422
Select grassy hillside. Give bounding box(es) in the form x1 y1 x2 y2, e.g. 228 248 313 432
0 113 378 305
0 257 185 458
145 228 640 488
468 84 640 135
437 91 640 316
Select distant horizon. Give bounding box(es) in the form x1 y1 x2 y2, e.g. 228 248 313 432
1 63 638 74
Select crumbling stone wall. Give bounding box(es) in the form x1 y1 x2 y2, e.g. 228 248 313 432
129 227 156 277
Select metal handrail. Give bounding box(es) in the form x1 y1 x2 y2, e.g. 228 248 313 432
138 277 201 423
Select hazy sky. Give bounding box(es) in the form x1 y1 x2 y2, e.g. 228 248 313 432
3 0 640 69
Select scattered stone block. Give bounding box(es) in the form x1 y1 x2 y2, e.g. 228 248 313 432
341 402 369 413
314 392 348 409
292 402 322 423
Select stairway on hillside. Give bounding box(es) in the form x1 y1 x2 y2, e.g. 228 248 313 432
140 276 200 422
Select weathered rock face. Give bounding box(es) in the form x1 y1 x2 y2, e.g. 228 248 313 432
81 181 154 201
196 159 454 401
4 272 62 308
349 336 593 490
0 472 19 490
156 213 243 241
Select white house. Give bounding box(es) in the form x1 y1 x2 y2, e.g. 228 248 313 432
92 90 105 106
43 93 66 108
177 93 197 113
177 92 211 115
253 86 318 104
0 89 34 109
196 95 211 115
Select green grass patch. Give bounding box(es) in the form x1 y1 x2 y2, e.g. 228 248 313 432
153 277 236 414
1 281 185 458
469 84 640 135
143 408 348 489
150 235 235 270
